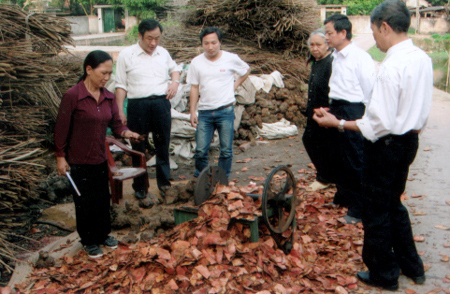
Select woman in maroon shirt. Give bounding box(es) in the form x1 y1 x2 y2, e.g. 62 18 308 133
54 50 140 258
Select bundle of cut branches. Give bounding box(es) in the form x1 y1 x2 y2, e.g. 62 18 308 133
0 3 78 217
162 26 309 82
161 25 309 140
0 41 68 94
0 4 73 55
187 0 318 55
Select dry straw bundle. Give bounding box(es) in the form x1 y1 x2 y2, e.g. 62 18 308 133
187 0 318 55
0 4 77 218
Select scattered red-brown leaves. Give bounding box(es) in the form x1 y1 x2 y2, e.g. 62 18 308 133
236 158 252 163
16 183 364 294
414 235 425 242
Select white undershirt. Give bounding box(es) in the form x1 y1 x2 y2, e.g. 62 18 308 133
115 44 181 99
356 39 433 142
329 43 376 104
186 51 249 110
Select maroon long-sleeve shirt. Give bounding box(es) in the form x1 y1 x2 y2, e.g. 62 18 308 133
54 81 127 165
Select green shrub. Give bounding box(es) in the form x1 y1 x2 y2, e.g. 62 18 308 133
367 45 386 62
126 25 139 45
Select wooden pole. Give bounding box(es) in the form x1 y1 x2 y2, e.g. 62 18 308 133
446 51 450 92
416 0 420 34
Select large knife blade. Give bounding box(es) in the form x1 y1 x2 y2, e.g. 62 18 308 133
66 171 81 196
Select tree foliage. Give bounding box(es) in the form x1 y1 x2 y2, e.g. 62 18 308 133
107 0 167 20
428 0 447 5
318 0 385 15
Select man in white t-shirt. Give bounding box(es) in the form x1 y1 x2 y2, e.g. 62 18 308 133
187 27 250 178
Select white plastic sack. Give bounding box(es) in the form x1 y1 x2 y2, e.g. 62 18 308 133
171 108 192 121
257 118 298 140
171 138 196 160
234 105 245 131
170 83 191 112
235 78 257 105
147 156 178 170
249 70 285 93
171 118 196 138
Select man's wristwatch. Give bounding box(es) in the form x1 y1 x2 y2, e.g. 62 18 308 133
338 119 346 132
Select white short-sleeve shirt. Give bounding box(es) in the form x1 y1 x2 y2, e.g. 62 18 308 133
115 43 181 99
186 51 249 110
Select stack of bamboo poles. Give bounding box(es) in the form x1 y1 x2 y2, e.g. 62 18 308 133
0 4 73 54
0 4 76 214
161 27 310 83
0 4 78 272
161 0 317 139
187 0 318 56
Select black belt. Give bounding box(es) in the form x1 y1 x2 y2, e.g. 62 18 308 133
200 102 234 112
330 99 364 106
406 129 421 134
147 95 166 99
133 95 166 100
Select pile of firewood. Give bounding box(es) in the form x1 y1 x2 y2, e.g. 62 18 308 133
0 4 78 271
187 0 318 56
160 0 317 140
0 4 73 55
0 4 77 216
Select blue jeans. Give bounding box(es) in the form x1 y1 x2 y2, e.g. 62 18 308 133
194 105 235 178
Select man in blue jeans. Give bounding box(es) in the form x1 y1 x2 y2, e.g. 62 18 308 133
187 27 250 178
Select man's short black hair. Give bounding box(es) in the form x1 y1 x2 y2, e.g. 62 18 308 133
324 14 352 40
371 0 410 33
200 27 222 43
138 19 163 36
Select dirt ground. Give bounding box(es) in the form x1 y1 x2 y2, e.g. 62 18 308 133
149 132 312 187
2 131 314 288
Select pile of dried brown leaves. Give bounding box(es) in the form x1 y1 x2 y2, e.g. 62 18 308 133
16 179 364 293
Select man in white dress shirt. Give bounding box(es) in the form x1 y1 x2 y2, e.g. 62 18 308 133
115 19 181 199
323 14 376 223
314 0 432 290
187 27 250 178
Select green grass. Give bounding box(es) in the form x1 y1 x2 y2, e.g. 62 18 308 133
428 51 448 91
367 45 386 62
428 51 448 74
126 25 139 45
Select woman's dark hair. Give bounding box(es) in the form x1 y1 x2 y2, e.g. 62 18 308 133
324 14 352 40
78 50 112 83
138 19 163 36
200 27 222 43
371 0 410 33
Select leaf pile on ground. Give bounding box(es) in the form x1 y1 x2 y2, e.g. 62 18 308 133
16 182 364 293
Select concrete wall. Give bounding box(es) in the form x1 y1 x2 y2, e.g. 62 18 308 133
348 15 372 34
88 15 99 34
348 15 449 35
65 16 90 35
124 14 137 32
410 16 450 34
